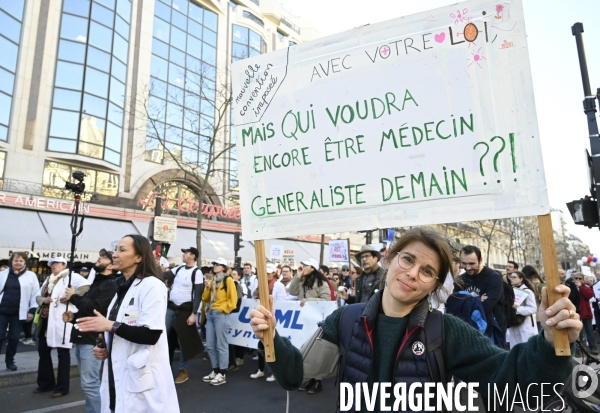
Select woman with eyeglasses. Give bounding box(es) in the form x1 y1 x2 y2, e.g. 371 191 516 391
506 271 538 348
250 228 581 411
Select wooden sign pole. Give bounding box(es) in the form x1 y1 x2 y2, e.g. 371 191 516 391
254 240 275 361
537 214 570 356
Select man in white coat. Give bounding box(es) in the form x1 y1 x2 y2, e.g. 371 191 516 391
34 257 90 398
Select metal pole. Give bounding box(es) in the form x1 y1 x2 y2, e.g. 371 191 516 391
572 23 600 227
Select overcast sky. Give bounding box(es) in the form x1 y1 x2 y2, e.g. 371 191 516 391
281 0 600 255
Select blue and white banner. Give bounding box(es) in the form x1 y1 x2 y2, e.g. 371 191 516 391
228 298 339 349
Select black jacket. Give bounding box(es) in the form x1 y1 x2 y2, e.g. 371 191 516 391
347 266 386 304
69 273 119 345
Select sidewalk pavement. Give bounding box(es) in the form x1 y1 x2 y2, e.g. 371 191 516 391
0 344 79 389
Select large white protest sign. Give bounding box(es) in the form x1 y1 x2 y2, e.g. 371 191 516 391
232 0 549 241
228 298 338 349
329 239 350 262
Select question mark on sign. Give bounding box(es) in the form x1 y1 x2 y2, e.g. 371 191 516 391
491 136 506 175
473 141 490 184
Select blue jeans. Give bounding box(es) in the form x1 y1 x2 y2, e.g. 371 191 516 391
165 307 188 371
0 313 22 366
582 318 597 350
75 344 101 413
205 309 230 370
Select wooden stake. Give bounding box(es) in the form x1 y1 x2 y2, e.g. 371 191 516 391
538 214 571 356
254 240 275 361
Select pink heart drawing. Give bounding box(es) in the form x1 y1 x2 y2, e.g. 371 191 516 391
434 32 446 43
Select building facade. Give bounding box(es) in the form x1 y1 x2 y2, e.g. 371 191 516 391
0 0 320 269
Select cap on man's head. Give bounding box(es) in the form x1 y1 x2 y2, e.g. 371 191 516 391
99 248 114 263
266 263 277 273
300 258 319 271
341 264 350 271
181 247 199 258
211 257 228 267
81 267 89 272
48 256 68 267
355 245 381 261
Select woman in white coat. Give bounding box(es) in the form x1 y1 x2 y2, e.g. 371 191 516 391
34 256 90 397
75 234 179 413
507 270 538 347
0 252 39 371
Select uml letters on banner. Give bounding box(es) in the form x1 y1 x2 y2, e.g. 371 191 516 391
232 0 549 241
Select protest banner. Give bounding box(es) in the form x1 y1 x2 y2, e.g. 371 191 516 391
232 0 568 355
228 298 339 349
329 239 350 262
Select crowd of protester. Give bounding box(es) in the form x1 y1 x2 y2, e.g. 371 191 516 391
0 231 590 412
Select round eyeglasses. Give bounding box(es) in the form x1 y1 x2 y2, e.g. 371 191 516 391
395 252 439 283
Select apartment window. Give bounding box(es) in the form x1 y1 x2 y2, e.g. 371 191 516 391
47 0 132 165
0 0 25 142
289 40 297 46
242 11 263 27
250 0 259 5
281 17 299 33
42 160 119 199
146 0 218 166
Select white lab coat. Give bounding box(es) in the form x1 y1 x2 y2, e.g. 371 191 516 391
507 285 538 346
272 280 298 301
0 269 39 320
100 276 179 413
40 270 90 349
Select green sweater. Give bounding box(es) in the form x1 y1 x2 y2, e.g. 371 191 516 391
262 308 574 411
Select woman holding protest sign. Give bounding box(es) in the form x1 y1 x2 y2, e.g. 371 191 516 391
250 228 581 412
507 271 538 347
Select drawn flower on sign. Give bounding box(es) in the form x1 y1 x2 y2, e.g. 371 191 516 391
450 8 470 25
495 4 504 19
467 47 486 69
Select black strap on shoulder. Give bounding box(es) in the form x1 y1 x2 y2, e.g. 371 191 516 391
423 310 449 385
175 266 199 302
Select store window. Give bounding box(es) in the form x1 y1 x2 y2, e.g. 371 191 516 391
141 180 211 217
0 0 25 142
42 160 119 199
47 0 132 165
146 0 218 166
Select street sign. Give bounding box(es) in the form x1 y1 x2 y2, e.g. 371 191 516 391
153 216 177 243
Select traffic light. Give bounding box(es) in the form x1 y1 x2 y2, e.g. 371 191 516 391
234 232 244 256
567 196 599 228
234 256 242 268
160 243 171 257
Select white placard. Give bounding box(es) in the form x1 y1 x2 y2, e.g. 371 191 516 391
270 245 284 262
282 249 295 267
153 216 178 243
329 239 350 262
232 0 549 241
228 298 338 349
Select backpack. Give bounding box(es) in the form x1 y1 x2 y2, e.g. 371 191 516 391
174 266 199 302
482 271 516 328
222 275 243 313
